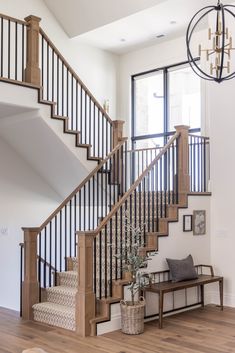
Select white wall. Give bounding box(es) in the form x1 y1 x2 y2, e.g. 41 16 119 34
0 138 61 311
0 0 118 119
208 80 235 307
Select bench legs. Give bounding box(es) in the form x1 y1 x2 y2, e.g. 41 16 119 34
200 285 204 307
159 292 164 329
219 278 224 310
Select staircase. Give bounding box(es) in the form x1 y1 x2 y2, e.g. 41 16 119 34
33 258 78 331
0 12 210 337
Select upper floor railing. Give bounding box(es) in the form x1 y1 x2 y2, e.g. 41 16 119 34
0 13 118 159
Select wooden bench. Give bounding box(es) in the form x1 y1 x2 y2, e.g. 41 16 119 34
143 265 223 329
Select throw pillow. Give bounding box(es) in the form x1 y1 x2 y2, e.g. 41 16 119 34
166 254 198 282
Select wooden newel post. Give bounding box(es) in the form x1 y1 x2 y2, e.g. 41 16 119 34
22 227 40 320
175 125 190 200
24 15 41 85
113 120 125 148
76 232 96 337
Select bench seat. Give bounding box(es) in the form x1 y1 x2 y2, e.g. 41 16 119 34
143 266 223 329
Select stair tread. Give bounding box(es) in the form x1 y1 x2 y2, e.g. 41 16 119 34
58 270 77 276
33 302 75 316
46 285 77 294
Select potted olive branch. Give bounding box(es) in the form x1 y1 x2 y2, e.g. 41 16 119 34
114 215 157 334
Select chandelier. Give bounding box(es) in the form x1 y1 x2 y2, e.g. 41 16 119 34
186 1 235 83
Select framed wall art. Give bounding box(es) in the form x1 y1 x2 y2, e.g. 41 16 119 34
183 215 192 232
193 210 206 235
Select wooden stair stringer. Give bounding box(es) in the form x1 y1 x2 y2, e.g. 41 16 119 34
37 89 103 162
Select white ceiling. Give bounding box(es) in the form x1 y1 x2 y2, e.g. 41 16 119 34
43 0 165 37
43 0 220 54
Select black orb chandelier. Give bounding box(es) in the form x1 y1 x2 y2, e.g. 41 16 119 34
186 0 235 83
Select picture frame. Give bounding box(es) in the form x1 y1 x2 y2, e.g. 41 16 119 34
193 210 206 235
183 215 192 232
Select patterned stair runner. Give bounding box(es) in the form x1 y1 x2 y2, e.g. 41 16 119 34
33 258 78 331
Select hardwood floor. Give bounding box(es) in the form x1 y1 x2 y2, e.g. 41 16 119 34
1 305 235 353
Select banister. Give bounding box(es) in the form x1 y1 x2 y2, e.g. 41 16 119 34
0 13 27 25
188 133 209 139
38 138 128 232
39 28 113 125
90 131 180 235
126 146 162 153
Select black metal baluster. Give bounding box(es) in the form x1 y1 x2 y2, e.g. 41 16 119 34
47 40 49 101
1 18 4 77
172 144 175 204
93 104 96 156
67 68 69 122
52 49 54 102
44 228 47 288
41 37 44 96
197 137 200 192
151 167 154 232
110 218 113 295
84 184 86 230
204 138 207 192
147 172 150 231
120 206 123 278
88 179 91 230
76 82 78 131
15 22 17 80
92 176 95 229
62 64 64 116
94 237 97 296
99 231 102 299
71 75 74 130
64 205 67 269
22 24 25 81
74 194 77 255
69 199 72 256
160 157 163 218
106 119 108 157
79 190 82 231
59 210 62 272
98 111 101 159
102 114 104 158
85 92 87 144
49 221 52 287
57 56 59 115
193 137 196 192
80 88 83 143
38 232 42 300
55 215 57 285
89 97 92 146
8 20 10 78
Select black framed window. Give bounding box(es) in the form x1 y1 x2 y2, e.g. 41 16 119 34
131 60 201 149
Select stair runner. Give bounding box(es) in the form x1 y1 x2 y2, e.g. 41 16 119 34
33 257 78 331
33 191 174 330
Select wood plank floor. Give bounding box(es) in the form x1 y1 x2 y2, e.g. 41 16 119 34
1 305 235 353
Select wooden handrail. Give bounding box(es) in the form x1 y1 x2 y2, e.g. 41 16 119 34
39 28 113 125
126 146 162 153
88 132 180 236
0 13 27 25
188 133 210 140
38 138 127 232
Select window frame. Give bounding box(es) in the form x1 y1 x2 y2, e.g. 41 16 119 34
131 59 201 149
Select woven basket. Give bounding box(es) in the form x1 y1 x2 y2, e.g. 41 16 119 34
120 297 146 335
